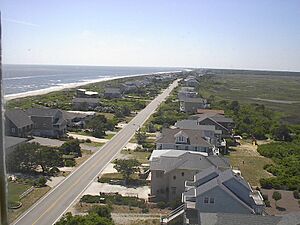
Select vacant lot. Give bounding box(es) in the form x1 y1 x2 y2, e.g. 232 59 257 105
199 74 300 124
228 140 273 186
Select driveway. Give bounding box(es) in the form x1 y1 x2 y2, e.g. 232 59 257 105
67 133 109 143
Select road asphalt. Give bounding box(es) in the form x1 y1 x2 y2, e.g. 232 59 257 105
12 79 179 225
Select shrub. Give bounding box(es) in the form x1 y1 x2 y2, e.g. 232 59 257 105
81 195 101 203
142 207 149 213
35 176 47 187
49 167 60 176
293 190 300 199
65 159 76 167
157 201 167 209
265 200 271 207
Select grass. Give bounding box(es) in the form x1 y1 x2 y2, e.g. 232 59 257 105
228 140 274 186
121 150 151 164
83 142 105 147
104 133 115 140
8 182 31 203
198 74 300 124
8 186 51 223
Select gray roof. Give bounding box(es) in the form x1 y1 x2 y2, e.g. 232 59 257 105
175 120 222 134
150 150 230 173
200 213 283 225
5 109 33 128
62 111 89 120
72 98 99 103
179 96 207 103
5 136 27 154
104 88 121 94
157 128 212 147
180 87 195 92
26 108 62 117
194 114 234 124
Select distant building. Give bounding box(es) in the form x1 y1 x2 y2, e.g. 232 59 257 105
182 167 265 224
5 136 27 156
104 88 122 98
5 109 33 137
26 108 67 138
189 114 235 135
72 98 100 111
76 89 99 98
179 97 210 113
156 128 216 155
184 76 199 87
178 87 198 99
196 109 225 115
149 150 230 202
63 111 95 129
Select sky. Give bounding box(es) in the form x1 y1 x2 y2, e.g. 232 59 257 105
1 0 300 71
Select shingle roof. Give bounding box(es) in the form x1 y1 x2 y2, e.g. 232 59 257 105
200 213 283 225
179 96 207 103
72 98 100 103
157 128 212 147
104 88 121 94
175 120 222 134
150 150 229 173
26 108 61 117
5 136 27 154
5 109 33 128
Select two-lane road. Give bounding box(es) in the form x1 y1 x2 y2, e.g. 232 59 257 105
12 79 179 225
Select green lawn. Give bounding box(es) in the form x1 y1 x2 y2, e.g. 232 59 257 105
104 133 115 140
121 150 151 164
227 140 274 187
8 182 31 203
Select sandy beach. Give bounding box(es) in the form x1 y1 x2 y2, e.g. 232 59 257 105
5 70 182 101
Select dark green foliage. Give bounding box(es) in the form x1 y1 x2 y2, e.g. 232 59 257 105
7 143 64 174
113 159 141 184
157 201 167 209
80 193 147 209
34 176 47 187
265 200 271 207
86 115 117 138
272 191 282 202
258 139 300 190
88 205 112 220
60 139 82 157
293 190 300 199
272 124 292 141
64 159 76 167
135 131 147 145
55 212 114 225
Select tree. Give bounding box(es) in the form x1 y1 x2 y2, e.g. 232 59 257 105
272 191 282 207
113 159 141 184
35 176 47 187
7 142 63 174
135 131 147 145
88 205 112 220
272 125 292 141
60 139 82 157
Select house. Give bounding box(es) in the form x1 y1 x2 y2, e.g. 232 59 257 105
174 121 223 148
185 76 199 87
72 98 100 111
189 114 235 134
182 167 265 224
5 136 27 156
104 88 122 98
182 212 300 225
76 89 99 98
178 87 198 99
26 108 67 138
179 97 210 113
156 128 217 155
63 111 95 129
5 109 33 137
149 150 230 202
196 109 225 115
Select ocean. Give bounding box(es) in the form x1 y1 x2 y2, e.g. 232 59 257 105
3 64 181 99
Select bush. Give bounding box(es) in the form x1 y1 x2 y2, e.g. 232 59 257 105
49 167 60 176
265 200 271 207
141 207 149 213
157 201 167 209
65 159 76 167
293 190 300 199
81 195 101 203
86 139 92 143
35 176 47 187
88 205 112 220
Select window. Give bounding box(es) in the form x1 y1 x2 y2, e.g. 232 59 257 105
171 187 176 195
173 175 176 180
185 145 188 150
210 197 215 204
204 197 209 203
175 145 179 150
11 127 15 133
181 172 184 176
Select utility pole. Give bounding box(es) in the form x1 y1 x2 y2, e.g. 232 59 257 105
0 11 9 225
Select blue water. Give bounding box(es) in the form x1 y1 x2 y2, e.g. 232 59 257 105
3 64 181 95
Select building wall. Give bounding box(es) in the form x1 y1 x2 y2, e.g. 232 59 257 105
195 186 252 214
156 143 210 153
5 118 32 138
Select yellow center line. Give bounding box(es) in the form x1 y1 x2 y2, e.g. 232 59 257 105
32 139 120 225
